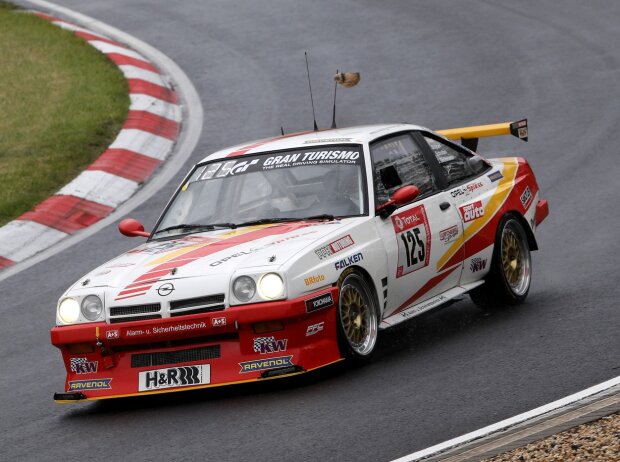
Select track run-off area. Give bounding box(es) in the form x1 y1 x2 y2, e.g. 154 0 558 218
2 1 619 461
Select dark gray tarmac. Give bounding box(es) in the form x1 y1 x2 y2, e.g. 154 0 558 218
2 1 619 461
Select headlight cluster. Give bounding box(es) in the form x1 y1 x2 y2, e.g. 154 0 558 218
57 294 104 325
232 273 285 304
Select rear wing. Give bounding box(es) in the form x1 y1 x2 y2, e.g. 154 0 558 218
436 119 528 152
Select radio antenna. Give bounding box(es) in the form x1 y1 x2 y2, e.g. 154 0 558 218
331 69 338 129
305 52 319 131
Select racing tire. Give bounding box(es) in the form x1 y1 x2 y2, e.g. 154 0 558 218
470 215 531 309
336 269 379 364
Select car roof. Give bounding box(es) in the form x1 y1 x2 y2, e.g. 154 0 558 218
198 123 427 163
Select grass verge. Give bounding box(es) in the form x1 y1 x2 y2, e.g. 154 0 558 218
0 2 129 226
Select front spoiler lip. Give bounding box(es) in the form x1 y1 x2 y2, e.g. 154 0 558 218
54 358 343 403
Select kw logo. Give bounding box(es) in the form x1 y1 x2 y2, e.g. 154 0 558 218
253 336 288 354
470 257 487 273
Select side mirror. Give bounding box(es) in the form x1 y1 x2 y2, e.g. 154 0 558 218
118 218 151 238
376 185 420 218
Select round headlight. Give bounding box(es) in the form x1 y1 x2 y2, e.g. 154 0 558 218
58 298 80 324
81 295 103 321
233 276 256 302
258 273 284 300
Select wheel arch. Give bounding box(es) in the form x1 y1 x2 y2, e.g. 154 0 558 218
336 265 381 317
503 210 538 251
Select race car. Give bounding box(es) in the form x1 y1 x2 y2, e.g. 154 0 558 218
51 120 549 402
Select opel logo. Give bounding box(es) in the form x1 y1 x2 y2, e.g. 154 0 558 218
157 283 175 297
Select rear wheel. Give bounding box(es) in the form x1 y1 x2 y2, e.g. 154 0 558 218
470 216 531 308
336 270 379 363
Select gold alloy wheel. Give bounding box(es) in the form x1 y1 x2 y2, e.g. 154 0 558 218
500 220 531 296
339 274 378 356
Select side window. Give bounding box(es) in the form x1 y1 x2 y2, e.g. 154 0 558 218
423 136 485 185
370 134 437 205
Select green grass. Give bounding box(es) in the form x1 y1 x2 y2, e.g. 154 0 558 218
0 3 129 226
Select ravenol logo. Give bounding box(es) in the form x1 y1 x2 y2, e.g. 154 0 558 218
239 356 293 373
68 379 112 391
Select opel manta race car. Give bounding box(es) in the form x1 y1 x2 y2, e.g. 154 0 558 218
52 120 548 402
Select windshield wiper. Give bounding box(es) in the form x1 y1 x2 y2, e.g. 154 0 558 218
154 223 237 235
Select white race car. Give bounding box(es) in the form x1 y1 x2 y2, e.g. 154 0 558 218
52 120 548 401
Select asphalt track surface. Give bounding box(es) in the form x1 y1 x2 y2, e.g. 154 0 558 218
2 1 619 461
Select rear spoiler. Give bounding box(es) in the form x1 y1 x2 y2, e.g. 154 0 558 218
436 119 528 152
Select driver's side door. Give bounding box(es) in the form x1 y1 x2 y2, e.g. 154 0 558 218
371 132 463 320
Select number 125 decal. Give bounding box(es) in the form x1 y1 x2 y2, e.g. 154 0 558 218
391 205 431 278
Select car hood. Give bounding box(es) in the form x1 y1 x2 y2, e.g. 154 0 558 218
74 220 360 291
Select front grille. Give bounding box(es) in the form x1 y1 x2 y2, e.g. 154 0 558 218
110 303 160 317
110 314 161 324
131 345 221 368
170 306 225 317
170 294 225 311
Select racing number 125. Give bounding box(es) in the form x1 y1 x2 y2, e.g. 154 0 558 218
400 228 425 267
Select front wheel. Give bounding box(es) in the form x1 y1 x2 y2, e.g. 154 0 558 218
470 216 531 309
336 270 379 363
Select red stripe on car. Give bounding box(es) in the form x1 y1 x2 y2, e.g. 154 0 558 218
391 265 460 315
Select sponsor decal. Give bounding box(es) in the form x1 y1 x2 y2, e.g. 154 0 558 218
450 181 484 198
306 322 325 336
459 201 485 223
212 317 227 327
334 252 364 270
210 249 256 267
253 336 288 354
391 205 431 278
399 295 447 320
314 235 355 260
198 148 362 181
304 274 325 286
106 330 119 340
125 321 207 337
305 292 334 313
488 171 503 182
69 379 112 391
70 358 98 374
239 356 293 373
329 235 354 253
470 257 487 273
138 365 210 392
520 186 533 209
156 283 174 297
439 225 459 245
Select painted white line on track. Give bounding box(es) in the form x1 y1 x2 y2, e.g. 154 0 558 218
129 94 182 121
0 0 203 283
108 129 175 160
57 171 139 208
390 375 620 462
0 221 68 262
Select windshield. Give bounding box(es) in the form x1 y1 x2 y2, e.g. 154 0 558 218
153 145 367 238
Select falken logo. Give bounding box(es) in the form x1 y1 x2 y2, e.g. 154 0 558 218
138 365 210 392
306 322 325 336
334 252 364 270
520 186 532 209
305 292 334 313
253 336 288 354
70 357 98 374
68 379 112 391
239 356 293 373
470 257 487 273
459 201 484 223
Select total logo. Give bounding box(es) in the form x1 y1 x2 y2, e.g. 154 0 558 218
394 214 419 231
459 201 485 223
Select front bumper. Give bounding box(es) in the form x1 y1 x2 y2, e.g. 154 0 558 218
51 287 341 402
